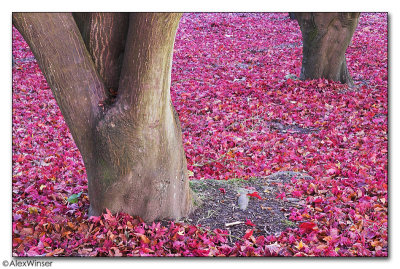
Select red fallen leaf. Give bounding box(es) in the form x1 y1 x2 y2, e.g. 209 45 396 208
291 190 302 198
104 208 113 220
27 248 40 257
16 155 25 162
313 197 323 203
276 192 286 200
245 218 255 227
12 237 23 247
314 207 323 212
89 215 101 223
326 167 337 175
247 191 262 199
78 248 96 256
109 247 123 256
51 223 61 233
299 222 317 233
20 227 34 237
219 188 226 194
46 248 64 256
323 236 332 243
243 229 254 240
67 222 76 230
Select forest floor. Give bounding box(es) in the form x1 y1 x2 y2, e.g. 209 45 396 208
12 13 387 256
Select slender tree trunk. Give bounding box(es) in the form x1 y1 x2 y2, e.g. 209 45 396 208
294 12 360 86
13 12 192 222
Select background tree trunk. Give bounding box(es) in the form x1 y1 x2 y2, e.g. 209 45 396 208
294 12 360 86
13 12 192 222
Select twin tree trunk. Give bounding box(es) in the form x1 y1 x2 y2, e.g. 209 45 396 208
13 13 192 222
294 12 360 86
13 12 360 222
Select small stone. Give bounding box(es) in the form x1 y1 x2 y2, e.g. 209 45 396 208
237 189 250 210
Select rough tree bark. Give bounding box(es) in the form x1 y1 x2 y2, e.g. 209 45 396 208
12 12 192 222
294 12 360 86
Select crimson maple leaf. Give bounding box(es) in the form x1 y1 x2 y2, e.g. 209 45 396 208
299 222 317 233
245 218 255 226
243 229 254 240
247 191 262 199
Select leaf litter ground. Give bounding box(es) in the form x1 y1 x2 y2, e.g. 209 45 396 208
12 13 387 256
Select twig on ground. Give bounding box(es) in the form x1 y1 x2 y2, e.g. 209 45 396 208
225 221 244 227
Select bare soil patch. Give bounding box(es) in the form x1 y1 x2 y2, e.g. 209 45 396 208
179 171 313 243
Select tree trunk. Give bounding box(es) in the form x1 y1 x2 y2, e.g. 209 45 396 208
294 12 360 86
12 12 192 222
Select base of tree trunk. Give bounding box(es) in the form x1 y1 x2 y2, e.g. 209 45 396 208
299 56 354 86
294 12 360 86
86 101 193 222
